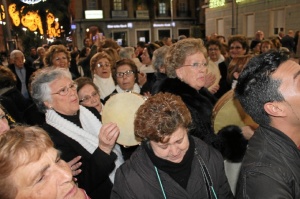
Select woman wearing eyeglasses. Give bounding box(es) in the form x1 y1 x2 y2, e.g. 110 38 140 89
155 38 248 169
31 67 124 199
75 77 103 114
111 58 140 95
90 52 116 101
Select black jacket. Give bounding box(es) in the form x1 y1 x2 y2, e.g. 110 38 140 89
42 107 116 199
155 78 246 162
111 136 234 199
236 125 300 198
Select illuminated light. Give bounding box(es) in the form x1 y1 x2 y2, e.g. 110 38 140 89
85 10 103 19
209 0 225 8
0 5 5 21
236 0 245 2
107 24 129 29
127 23 133 28
86 28 89 32
21 10 43 33
20 0 44 4
153 23 173 27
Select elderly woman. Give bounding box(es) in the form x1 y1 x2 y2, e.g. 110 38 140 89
90 52 116 100
155 38 248 164
111 92 234 198
0 126 89 199
44 44 80 79
31 67 124 199
75 77 103 113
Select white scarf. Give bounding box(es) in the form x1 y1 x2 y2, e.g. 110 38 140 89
45 105 124 183
93 75 116 100
116 83 141 94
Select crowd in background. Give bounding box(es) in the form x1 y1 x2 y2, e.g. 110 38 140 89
0 28 300 198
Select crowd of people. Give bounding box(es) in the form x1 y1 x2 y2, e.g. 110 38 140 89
0 29 300 198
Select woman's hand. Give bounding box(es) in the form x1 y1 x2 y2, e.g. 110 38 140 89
98 123 120 155
67 156 82 181
138 72 147 87
204 73 216 88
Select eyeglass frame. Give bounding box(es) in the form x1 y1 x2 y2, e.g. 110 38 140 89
79 90 99 103
183 62 208 69
116 70 135 78
51 82 78 96
97 63 111 68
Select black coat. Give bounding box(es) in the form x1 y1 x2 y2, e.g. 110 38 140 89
42 107 116 199
236 125 300 198
155 78 246 162
111 136 234 199
8 63 35 98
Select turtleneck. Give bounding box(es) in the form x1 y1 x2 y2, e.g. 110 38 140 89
57 110 82 128
143 135 195 189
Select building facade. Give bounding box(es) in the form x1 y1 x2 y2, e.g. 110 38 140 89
71 0 206 49
204 0 300 39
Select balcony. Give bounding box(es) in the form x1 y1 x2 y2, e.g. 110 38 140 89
136 10 149 19
111 10 128 18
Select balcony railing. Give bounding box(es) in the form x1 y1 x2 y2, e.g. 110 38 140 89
136 10 149 19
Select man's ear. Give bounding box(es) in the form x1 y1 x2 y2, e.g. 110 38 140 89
264 102 285 117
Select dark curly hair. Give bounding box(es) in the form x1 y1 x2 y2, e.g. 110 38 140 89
235 50 289 125
134 92 192 142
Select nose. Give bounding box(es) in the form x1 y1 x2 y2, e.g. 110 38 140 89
169 145 179 156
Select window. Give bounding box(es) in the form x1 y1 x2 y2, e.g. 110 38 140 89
272 9 284 34
114 0 122 10
87 0 97 10
178 0 188 16
159 3 166 15
246 14 254 37
217 18 224 36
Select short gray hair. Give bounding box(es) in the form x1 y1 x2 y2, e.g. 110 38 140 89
31 67 72 113
10 50 23 60
119 47 135 59
152 46 169 71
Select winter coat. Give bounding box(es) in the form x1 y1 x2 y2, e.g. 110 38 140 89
155 78 246 162
111 136 234 199
236 125 300 198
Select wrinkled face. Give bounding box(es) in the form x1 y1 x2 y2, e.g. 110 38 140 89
52 52 69 69
229 41 246 58
13 53 25 69
94 58 111 78
272 60 300 126
78 84 102 113
46 77 79 115
150 127 189 163
0 108 9 135
116 64 136 91
176 52 207 90
141 48 151 65
13 148 85 199
261 43 272 53
208 44 221 62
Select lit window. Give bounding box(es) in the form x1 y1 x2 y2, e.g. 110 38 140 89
159 3 166 15
114 0 122 10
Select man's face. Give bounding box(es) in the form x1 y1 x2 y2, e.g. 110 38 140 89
272 60 300 125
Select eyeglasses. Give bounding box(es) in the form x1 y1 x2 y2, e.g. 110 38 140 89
51 82 78 96
230 46 242 50
79 91 99 103
184 62 208 69
116 70 134 78
208 48 219 51
97 63 111 68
